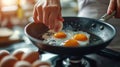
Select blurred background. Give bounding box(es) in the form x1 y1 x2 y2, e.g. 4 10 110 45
0 0 78 27
0 0 35 27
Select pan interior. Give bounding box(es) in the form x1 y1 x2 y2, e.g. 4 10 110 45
25 17 115 47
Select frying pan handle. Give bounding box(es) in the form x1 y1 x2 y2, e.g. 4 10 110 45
100 11 116 21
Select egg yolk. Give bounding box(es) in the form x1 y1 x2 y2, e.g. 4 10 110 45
73 34 88 41
54 32 67 39
64 39 79 47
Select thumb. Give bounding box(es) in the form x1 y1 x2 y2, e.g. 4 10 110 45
53 20 63 32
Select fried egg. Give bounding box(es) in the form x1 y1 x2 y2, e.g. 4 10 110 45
53 32 67 39
72 33 90 46
43 30 90 47
63 39 79 47
73 34 88 41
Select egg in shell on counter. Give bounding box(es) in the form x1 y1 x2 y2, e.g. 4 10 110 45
12 50 25 60
32 60 51 67
0 50 10 62
14 61 31 67
0 49 53 67
0 55 18 67
21 51 40 64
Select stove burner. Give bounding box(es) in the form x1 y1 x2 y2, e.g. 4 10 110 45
38 49 96 67
47 55 97 67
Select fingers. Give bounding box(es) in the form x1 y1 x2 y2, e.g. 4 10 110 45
53 8 64 32
54 21 63 32
57 9 64 22
116 0 120 18
33 5 39 23
107 0 120 18
107 0 116 15
48 12 56 29
33 0 63 31
43 6 50 26
36 5 43 23
48 6 60 29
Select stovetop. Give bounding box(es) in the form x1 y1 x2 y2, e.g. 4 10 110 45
0 40 120 67
40 50 120 67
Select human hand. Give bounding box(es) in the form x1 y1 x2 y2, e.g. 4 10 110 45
33 0 64 32
107 0 120 18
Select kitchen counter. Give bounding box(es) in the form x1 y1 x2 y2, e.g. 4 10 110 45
0 26 38 53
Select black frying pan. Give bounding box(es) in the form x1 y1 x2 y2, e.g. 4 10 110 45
25 14 116 56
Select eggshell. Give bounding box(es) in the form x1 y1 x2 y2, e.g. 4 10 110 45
21 51 40 63
14 61 31 67
32 60 51 67
0 50 10 61
12 50 24 60
0 55 18 67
